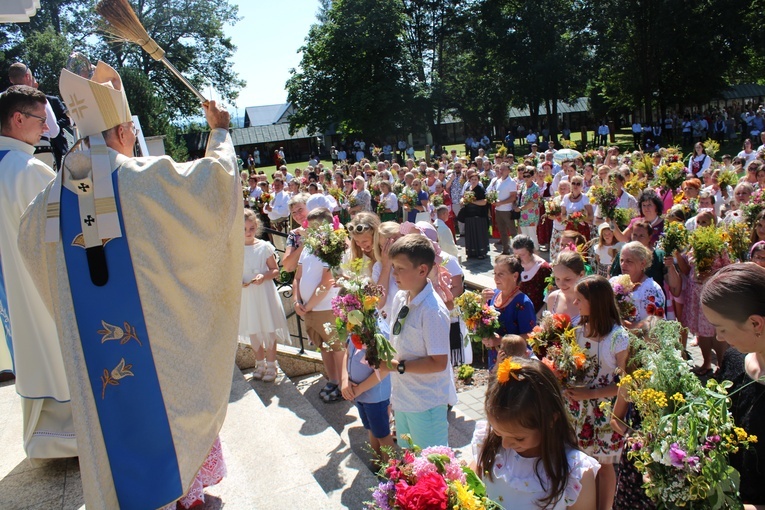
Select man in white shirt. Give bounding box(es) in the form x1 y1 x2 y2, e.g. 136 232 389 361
526 130 538 151
279 165 294 182
598 121 609 146
632 120 642 149
493 163 518 254
433 206 459 258
265 176 291 231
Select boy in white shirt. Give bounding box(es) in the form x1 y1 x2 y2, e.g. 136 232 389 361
384 234 452 448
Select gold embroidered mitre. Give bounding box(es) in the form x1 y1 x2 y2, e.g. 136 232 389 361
59 61 132 137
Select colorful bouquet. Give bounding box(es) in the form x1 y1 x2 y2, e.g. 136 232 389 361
589 185 618 221
392 181 405 196
462 190 476 205
328 187 346 204
544 198 562 218
376 201 388 216
454 291 500 343
689 226 729 277
612 207 636 230
611 274 637 322
485 190 498 204
583 149 598 163
367 438 501 510
528 313 592 387
566 211 586 229
652 161 687 192
604 321 758 510
480 175 493 190
260 191 272 204
348 196 359 208
430 193 444 207
741 188 765 226
658 221 689 257
624 176 647 198
399 189 418 209
370 180 383 200
325 259 395 368
303 216 348 269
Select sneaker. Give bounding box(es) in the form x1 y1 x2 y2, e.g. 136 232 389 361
262 362 277 383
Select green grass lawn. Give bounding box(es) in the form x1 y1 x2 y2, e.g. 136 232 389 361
246 130 746 178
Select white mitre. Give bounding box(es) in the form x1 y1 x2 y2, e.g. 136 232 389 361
59 61 132 137
44 61 131 244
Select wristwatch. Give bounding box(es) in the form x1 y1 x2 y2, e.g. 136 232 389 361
397 360 406 374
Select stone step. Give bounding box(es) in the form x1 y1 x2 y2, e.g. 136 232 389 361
245 366 378 509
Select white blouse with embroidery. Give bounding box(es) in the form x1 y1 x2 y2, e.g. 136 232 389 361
471 421 600 509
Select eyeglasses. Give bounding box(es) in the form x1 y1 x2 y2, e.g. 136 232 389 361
346 223 373 233
392 305 410 335
523 173 533 178
22 111 47 124
571 182 583 187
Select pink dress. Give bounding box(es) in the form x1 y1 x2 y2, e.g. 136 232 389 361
680 255 716 337
159 437 227 509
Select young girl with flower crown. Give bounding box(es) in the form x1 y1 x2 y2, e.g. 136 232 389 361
472 358 599 509
566 275 629 510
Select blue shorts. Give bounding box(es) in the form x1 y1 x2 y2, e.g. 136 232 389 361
395 405 449 448
355 399 391 439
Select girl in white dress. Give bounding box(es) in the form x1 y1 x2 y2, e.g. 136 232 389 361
472 358 599 509
239 209 290 382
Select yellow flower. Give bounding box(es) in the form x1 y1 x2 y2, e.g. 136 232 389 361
363 295 378 311
734 427 749 441
497 359 522 384
671 392 685 403
450 481 481 510
749 435 758 443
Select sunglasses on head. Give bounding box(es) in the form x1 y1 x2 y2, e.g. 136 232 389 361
392 305 410 335
346 223 373 233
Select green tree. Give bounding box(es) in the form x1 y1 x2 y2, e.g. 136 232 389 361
286 0 416 141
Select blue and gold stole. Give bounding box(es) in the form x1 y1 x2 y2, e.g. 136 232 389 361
60 169 183 509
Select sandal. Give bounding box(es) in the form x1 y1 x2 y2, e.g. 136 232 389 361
322 387 342 403
252 361 266 380
319 382 337 397
262 362 277 383
691 366 713 376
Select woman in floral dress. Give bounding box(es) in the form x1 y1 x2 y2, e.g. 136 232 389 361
514 165 541 247
566 275 628 510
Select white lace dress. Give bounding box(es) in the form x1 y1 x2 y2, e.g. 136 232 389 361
471 421 600 509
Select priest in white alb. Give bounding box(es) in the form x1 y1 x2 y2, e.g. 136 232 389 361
0 84 76 462
18 62 242 509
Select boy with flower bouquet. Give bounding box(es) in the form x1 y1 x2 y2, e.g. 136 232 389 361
294 208 346 402
368 436 502 510
453 290 500 343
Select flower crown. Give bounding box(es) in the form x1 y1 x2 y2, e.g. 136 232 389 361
496 359 524 384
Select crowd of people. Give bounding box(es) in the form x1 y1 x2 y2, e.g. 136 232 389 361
240 133 765 509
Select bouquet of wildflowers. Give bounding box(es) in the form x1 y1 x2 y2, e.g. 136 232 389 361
303 216 348 269
689 226 729 277
658 221 689 257
485 190 498 204
528 313 592 387
632 153 655 180
392 181 405 196
717 169 738 191
741 188 765 226
328 187 346 204
652 161 687 192
703 138 720 160
589 185 618 221
370 180 383 201
611 274 637 322
612 207 636 230
429 192 444 207
603 321 758 510
325 259 395 368
348 196 359 208
480 175 492 189
584 149 598 163
462 190 476 205
399 189 418 209
566 211 586 229
367 437 502 510
544 198 562 218
723 221 751 262
376 201 388 216
454 291 500 343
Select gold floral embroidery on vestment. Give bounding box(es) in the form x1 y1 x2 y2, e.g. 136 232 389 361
101 358 134 399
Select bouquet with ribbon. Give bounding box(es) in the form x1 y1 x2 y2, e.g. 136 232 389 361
325 259 395 368
454 291 500 343
611 274 637 322
368 437 502 510
303 216 348 270
603 321 758 510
